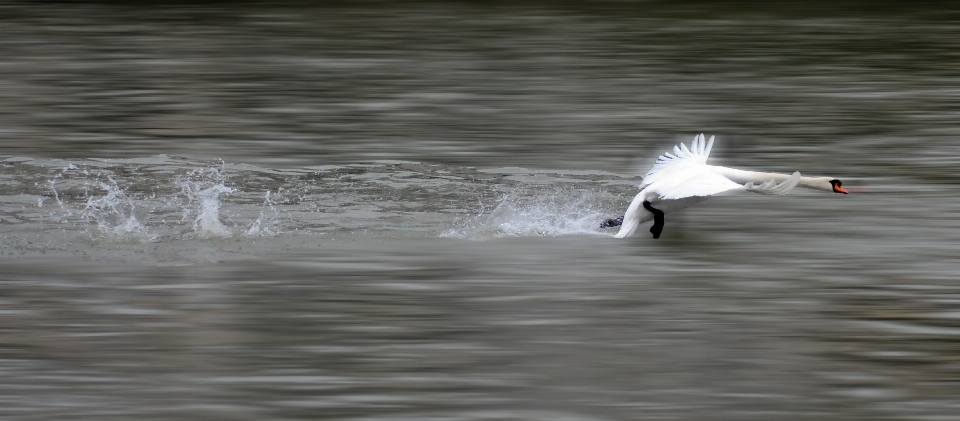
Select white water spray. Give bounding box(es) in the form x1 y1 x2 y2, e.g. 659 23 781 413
179 169 235 238
81 179 149 237
245 190 279 237
490 195 606 236
192 184 234 237
446 188 612 238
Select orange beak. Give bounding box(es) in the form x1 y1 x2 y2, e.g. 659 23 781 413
833 185 849 194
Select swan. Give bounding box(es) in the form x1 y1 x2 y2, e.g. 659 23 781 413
603 134 849 239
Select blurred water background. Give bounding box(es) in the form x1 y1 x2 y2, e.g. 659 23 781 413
2 1 960 420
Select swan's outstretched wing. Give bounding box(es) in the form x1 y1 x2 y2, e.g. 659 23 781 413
640 134 741 200
641 133 715 189
744 171 801 195
640 134 802 200
648 170 743 200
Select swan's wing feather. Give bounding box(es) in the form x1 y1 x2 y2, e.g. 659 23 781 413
650 170 743 200
744 171 801 195
703 135 714 157
642 134 716 188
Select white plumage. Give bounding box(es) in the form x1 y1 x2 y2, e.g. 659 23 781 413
610 134 847 238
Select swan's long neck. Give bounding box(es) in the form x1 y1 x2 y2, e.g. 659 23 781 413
708 166 833 191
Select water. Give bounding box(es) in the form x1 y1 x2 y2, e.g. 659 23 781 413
2 2 960 420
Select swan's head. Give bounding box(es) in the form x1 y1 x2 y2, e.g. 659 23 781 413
829 179 849 194
801 177 850 193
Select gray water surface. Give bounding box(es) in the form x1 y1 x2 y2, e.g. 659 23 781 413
1 2 960 420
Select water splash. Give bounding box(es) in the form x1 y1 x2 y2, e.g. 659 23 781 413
449 188 612 238
46 173 65 210
245 190 279 237
80 178 150 238
179 169 235 238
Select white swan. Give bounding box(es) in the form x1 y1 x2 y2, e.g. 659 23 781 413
604 134 849 238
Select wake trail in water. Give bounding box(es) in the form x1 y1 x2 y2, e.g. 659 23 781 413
3 157 635 261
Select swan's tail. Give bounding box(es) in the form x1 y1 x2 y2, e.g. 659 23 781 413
610 190 655 238
613 216 641 238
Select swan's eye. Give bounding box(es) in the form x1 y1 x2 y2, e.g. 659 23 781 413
830 179 849 194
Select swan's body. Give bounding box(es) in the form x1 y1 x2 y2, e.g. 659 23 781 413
609 134 848 238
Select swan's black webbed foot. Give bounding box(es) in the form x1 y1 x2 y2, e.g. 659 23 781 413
642 200 664 239
600 216 623 228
